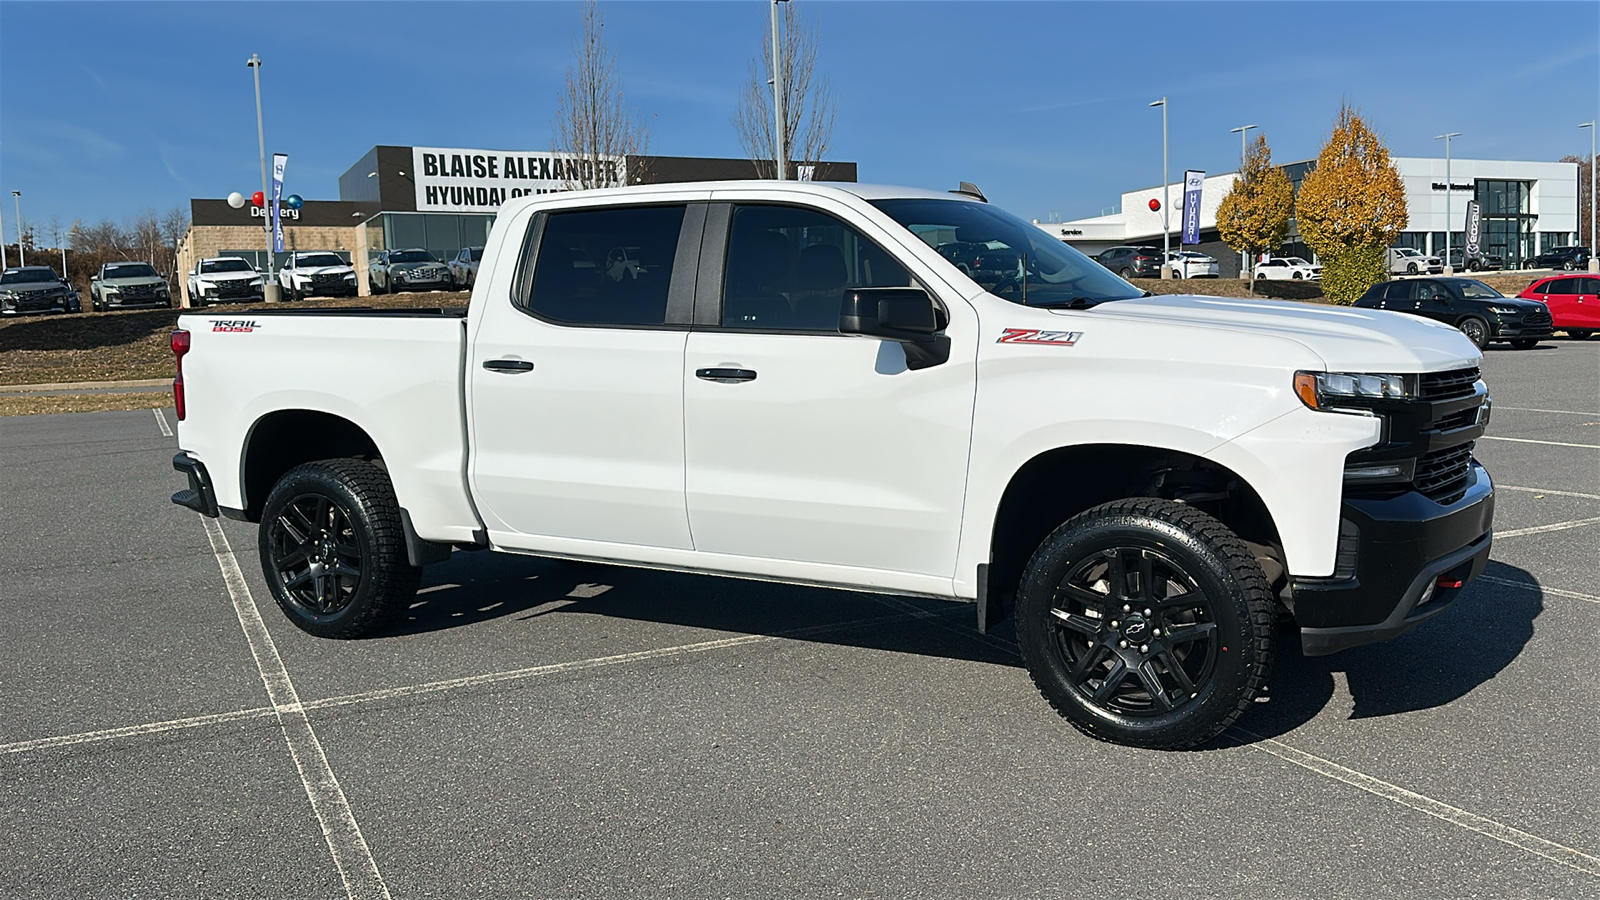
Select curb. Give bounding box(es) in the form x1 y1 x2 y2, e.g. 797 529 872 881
0 378 170 395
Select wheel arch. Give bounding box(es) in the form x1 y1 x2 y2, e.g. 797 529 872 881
980 443 1285 620
239 409 382 521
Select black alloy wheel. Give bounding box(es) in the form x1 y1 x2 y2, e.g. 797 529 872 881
259 458 420 638
1457 316 1490 349
1015 498 1273 750
1563 260 1577 271
1406 263 1419 275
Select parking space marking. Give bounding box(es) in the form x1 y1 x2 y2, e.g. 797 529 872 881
1238 730 1600 877
0 706 276 756
1479 435 1600 450
1494 516 1600 539
1496 407 1600 416
202 518 391 900
1498 485 1600 502
152 408 172 437
1478 574 1600 605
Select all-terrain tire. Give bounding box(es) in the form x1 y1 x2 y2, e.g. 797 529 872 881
258 458 421 639
1014 498 1274 750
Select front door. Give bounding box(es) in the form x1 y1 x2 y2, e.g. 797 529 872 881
682 202 976 585
469 200 703 551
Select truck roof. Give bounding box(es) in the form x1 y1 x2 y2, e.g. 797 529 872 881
499 180 981 219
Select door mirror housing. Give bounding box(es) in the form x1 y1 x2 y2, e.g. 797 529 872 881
839 287 950 370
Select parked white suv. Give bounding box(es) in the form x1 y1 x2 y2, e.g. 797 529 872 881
187 257 265 306
1166 250 1219 279
169 180 1494 750
277 252 358 300
1389 247 1443 276
1254 257 1322 281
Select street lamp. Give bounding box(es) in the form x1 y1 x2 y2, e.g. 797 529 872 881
1434 132 1462 273
1230 124 1258 278
1581 121 1596 273
1150 98 1169 278
770 0 789 180
10 191 23 267
246 54 280 301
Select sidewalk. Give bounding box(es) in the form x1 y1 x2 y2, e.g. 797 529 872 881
0 378 169 396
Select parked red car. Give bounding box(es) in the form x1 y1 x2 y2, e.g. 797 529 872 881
1518 274 1600 339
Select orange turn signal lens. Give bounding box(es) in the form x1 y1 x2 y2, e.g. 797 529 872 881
1294 372 1320 410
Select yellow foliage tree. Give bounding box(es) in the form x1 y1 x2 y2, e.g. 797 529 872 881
1297 104 1408 304
1216 134 1294 294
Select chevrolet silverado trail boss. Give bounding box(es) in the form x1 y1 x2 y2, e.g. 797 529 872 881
168 181 1495 750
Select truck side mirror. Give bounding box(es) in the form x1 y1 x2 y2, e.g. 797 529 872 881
839 287 950 370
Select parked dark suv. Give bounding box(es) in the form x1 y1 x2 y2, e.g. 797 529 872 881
1093 245 1163 278
1442 247 1502 272
1355 277 1553 349
1525 246 1591 271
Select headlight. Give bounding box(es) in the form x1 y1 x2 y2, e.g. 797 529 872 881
1487 306 1520 315
157 284 170 292
104 286 121 294
1294 371 1413 412
250 278 264 287
344 273 356 280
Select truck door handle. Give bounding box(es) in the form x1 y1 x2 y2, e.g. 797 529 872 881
695 367 757 384
483 359 535 373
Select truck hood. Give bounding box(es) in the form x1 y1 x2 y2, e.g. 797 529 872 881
1071 294 1481 373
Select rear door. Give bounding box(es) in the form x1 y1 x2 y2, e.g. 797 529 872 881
468 198 705 551
680 198 977 587
1541 278 1580 328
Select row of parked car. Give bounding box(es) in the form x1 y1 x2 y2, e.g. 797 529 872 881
1353 273 1598 349
1389 245 1593 276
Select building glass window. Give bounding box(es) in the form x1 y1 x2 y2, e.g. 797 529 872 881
386 213 426 253
1427 232 1465 255
1540 232 1570 252
1394 233 1427 251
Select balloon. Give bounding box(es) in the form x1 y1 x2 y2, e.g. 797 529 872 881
251 191 265 207
227 192 246 209
285 194 303 209
1148 198 1160 212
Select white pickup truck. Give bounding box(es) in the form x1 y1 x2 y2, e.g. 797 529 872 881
168 181 1495 749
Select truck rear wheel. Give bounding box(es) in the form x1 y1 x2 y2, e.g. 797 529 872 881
258 458 420 639
1014 498 1274 750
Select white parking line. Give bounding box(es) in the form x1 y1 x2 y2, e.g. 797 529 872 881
1497 485 1600 502
1479 435 1600 450
1496 407 1600 417
1494 516 1600 538
152 408 172 437
202 518 391 900
1238 731 1600 877
1478 574 1600 605
0 706 276 756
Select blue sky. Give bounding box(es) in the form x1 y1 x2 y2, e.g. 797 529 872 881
1 1 1596 239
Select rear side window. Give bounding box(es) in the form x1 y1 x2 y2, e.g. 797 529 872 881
1581 278 1600 294
526 205 685 327
1384 282 1411 301
721 205 910 331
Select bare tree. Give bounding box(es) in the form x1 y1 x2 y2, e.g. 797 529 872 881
551 0 649 191
1561 153 1595 248
161 205 190 276
732 0 837 180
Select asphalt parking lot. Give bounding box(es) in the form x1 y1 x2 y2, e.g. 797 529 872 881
2 339 1597 900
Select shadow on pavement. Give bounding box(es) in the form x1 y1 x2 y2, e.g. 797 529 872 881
1234 559 1542 743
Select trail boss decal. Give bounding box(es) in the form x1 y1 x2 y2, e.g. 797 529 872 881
211 320 261 333
997 328 1082 346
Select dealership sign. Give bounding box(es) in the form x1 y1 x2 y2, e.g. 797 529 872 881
1464 200 1482 255
412 147 626 213
1181 170 1205 245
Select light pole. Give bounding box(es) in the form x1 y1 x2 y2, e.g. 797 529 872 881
1581 121 1596 272
1150 98 1169 278
10 191 23 267
1434 133 1462 273
1230 124 1258 278
246 54 280 301
770 0 788 180
0 190 6 270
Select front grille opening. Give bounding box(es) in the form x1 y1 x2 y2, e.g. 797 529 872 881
1425 407 1480 434
1413 442 1474 504
1419 367 1481 401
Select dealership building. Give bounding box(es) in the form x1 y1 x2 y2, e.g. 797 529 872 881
1035 157 1581 278
176 145 856 304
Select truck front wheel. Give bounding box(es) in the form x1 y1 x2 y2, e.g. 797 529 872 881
258 459 421 639
1014 498 1274 750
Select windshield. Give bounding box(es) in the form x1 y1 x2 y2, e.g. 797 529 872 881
1452 279 1504 300
869 199 1144 307
389 250 437 263
469 247 483 261
1286 257 1313 266
201 259 254 274
104 263 158 279
294 253 346 267
1 268 61 285
1397 248 1421 257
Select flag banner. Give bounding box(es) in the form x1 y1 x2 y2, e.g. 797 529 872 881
1464 200 1482 256
270 153 288 253
1182 170 1205 245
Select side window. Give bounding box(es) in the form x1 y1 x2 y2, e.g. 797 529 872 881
1545 279 1577 295
721 205 911 331
1580 278 1600 295
526 205 685 327
1384 282 1412 301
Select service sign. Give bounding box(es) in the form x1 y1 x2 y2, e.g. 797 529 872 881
411 147 627 213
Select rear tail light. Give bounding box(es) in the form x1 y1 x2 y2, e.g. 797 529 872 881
171 329 190 421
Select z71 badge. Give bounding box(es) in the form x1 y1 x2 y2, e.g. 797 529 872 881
997 328 1082 346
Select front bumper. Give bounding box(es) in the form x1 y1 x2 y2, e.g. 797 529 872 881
1490 320 1554 339
1293 462 1494 656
